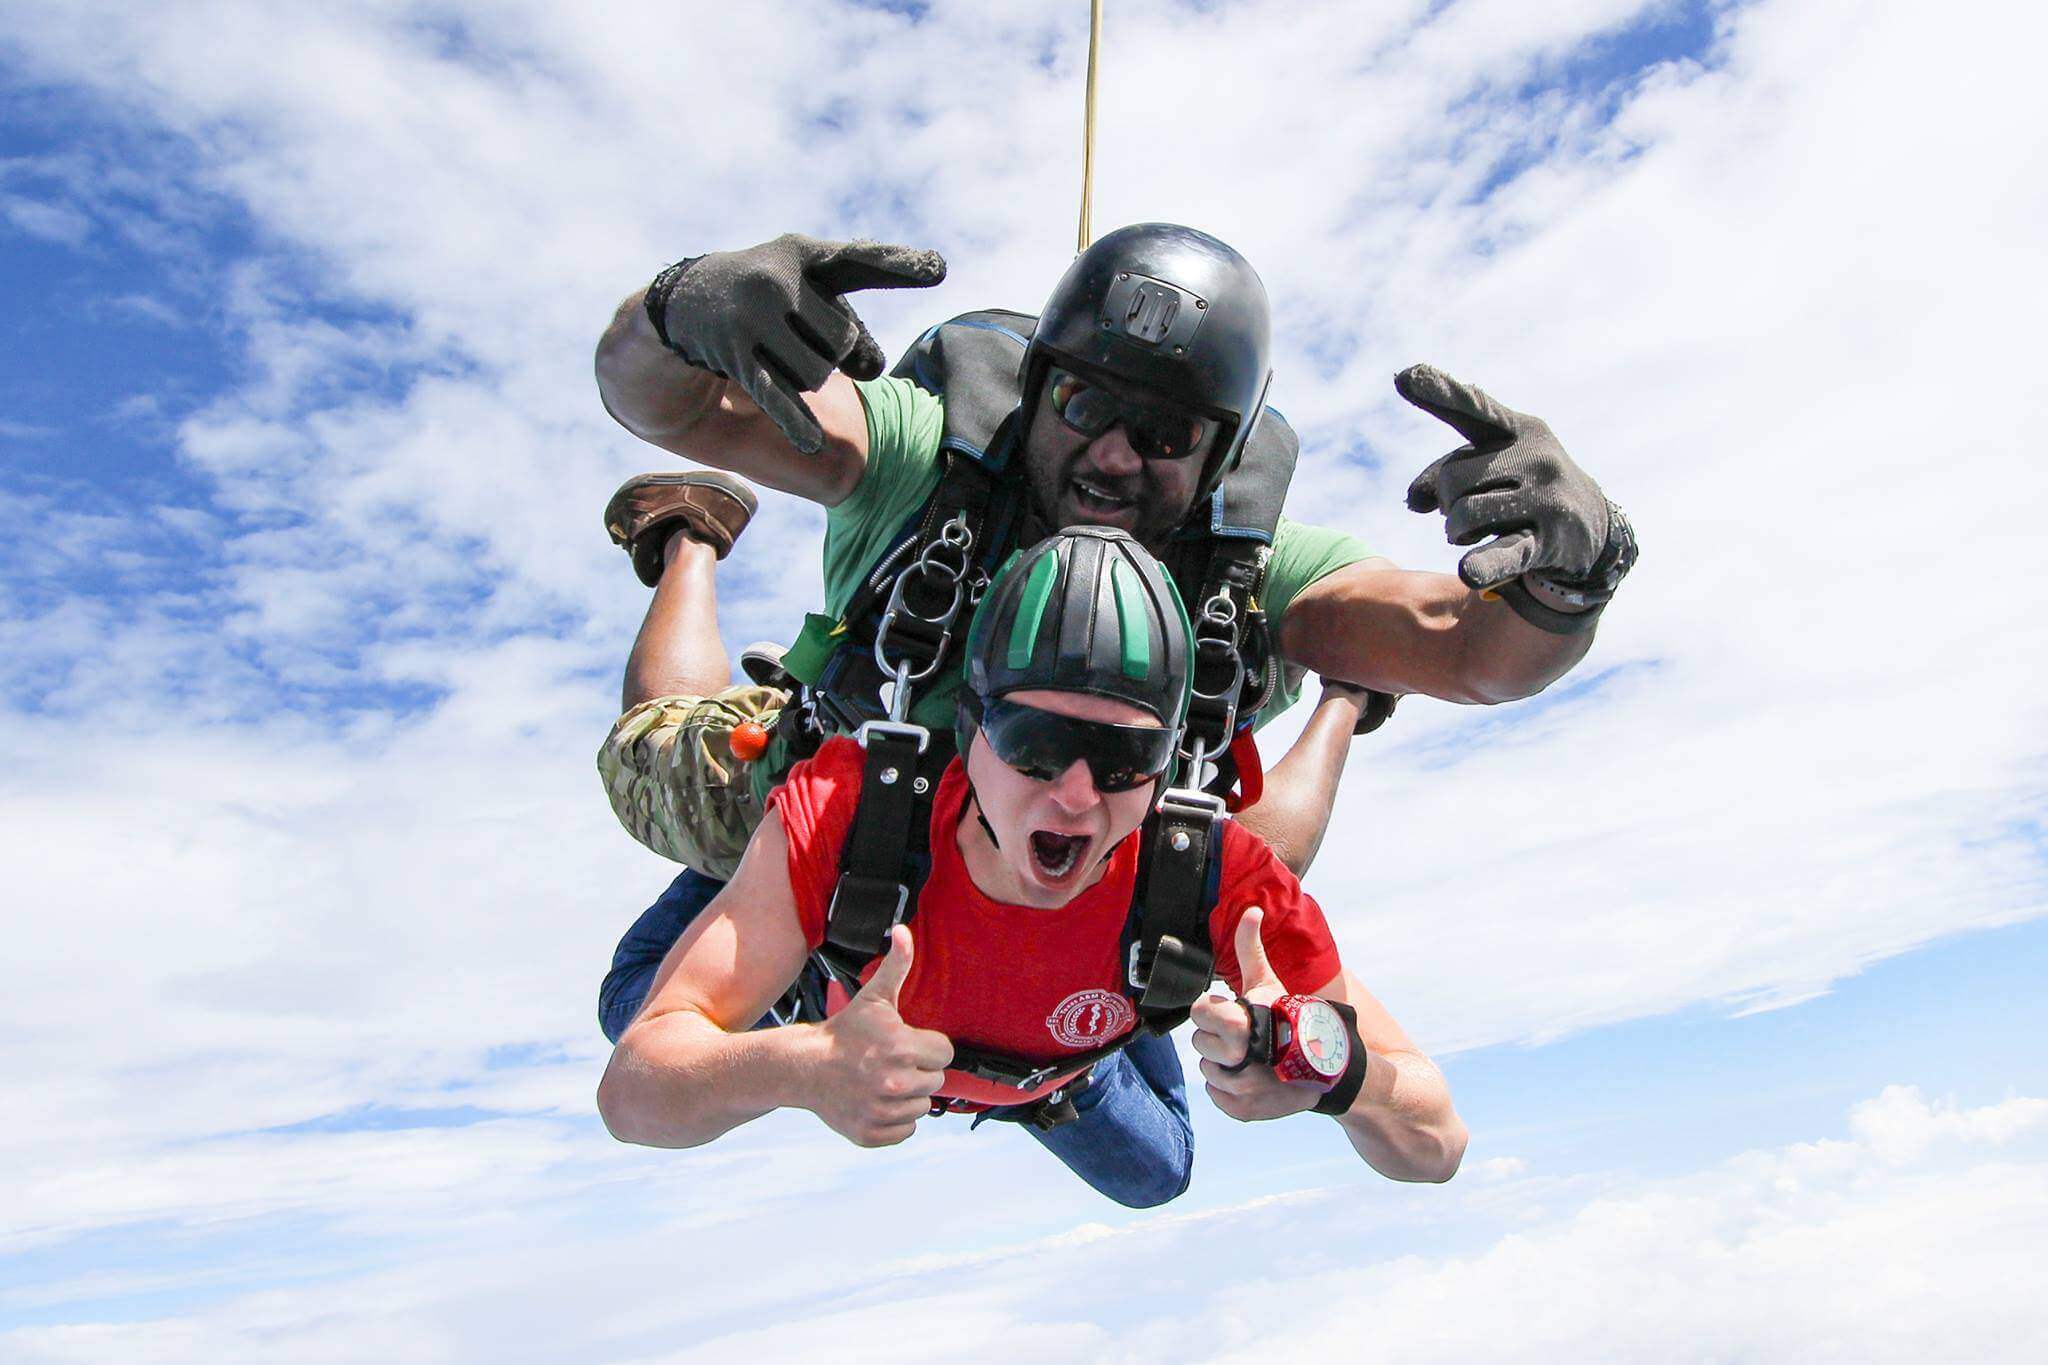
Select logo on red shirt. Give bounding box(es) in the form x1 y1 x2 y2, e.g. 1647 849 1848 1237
1046 989 1135 1048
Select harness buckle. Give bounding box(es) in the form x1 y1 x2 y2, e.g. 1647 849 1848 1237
825 875 910 938
854 718 931 755
1127 939 1153 991
871 512 977 689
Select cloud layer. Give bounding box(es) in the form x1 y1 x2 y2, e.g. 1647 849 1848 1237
3 0 2045 1350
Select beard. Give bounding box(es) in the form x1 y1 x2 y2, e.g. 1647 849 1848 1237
1020 415 1197 549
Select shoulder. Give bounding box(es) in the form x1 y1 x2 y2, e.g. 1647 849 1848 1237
766 736 867 946
1209 818 1344 994
822 379 947 613
1264 516 1380 623
767 737 866 842
841 376 944 511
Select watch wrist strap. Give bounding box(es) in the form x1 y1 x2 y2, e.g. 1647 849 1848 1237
1493 576 1605 635
1312 1000 1369 1116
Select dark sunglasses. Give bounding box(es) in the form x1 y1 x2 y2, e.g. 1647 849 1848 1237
1047 368 1212 461
976 697 1179 794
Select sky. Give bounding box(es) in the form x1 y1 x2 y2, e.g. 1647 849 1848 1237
3 0 2046 1358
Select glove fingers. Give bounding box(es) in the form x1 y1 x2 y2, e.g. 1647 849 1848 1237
742 352 827 456
841 316 886 381
810 239 948 295
1442 489 1531 547
789 280 863 361
764 315 837 393
1395 364 1518 449
1404 450 1457 513
1458 530 1541 591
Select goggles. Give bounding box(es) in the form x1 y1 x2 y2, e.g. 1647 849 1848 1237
975 697 1180 794
1046 368 1212 461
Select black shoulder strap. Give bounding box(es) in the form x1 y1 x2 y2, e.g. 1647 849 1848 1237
817 723 951 984
1122 787 1227 1032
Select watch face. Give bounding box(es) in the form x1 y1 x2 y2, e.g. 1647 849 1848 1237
1294 1000 1350 1079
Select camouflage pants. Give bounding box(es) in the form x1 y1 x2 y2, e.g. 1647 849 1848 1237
596 684 789 880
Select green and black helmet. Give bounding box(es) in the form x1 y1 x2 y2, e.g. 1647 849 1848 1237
1023 223 1275 507
958 526 1195 759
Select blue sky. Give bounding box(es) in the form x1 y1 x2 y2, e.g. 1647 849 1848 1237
4 0 2046 1359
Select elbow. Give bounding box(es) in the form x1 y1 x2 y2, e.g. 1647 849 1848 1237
1384 1118 1468 1184
595 1057 648 1146
596 1043 697 1149
1419 1117 1469 1183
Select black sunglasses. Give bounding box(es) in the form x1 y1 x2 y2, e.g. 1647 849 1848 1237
976 697 1179 794
1046 368 1212 461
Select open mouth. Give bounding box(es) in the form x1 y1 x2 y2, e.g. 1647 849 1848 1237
1028 829 1091 881
1068 476 1137 519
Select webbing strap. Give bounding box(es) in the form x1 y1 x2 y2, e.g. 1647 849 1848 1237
1126 788 1225 1028
815 452 1018 733
1177 537 1274 798
819 723 945 979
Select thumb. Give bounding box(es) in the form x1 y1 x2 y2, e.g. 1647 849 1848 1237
855 924 915 1006
1458 529 1541 591
838 315 886 382
1234 906 1283 993
1405 450 1454 514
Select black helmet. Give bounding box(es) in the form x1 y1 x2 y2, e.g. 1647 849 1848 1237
958 526 1194 756
1023 223 1274 506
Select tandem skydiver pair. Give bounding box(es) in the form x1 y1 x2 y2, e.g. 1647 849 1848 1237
586 224 1635 1202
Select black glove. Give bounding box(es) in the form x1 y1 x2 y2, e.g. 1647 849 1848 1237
1396 364 1635 632
645 233 947 454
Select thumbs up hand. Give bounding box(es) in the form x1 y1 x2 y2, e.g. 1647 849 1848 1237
1190 908 1321 1122
811 926 956 1147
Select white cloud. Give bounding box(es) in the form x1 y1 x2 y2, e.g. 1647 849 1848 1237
6 1087 2042 1363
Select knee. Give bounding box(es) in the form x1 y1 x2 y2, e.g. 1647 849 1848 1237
1103 1135 1194 1209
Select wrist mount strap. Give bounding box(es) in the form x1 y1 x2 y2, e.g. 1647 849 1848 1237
1500 500 1638 636
1312 1000 1369 1116
1219 998 1273 1075
1494 577 1605 635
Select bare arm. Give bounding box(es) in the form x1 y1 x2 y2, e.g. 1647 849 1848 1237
594 287 872 507
1191 909 1466 1183
1275 557 1592 706
596 811 823 1147
596 810 952 1150
1315 966 1467 1183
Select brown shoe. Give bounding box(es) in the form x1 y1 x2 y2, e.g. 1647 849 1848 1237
603 472 759 584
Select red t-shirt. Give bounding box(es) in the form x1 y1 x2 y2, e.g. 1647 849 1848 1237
769 737 1343 1106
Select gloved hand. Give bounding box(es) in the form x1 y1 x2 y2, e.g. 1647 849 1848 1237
1396 364 1625 595
645 233 947 454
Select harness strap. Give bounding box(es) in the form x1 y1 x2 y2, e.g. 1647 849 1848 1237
1125 786 1226 1030
812 450 1020 733
817 722 949 982
1176 538 1275 800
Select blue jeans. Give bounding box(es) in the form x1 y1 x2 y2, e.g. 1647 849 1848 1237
600 867 1195 1207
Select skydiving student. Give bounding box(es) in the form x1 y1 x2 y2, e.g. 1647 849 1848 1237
590 224 1638 1054
597 528 1467 1197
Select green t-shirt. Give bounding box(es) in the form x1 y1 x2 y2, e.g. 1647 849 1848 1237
820 375 1376 731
